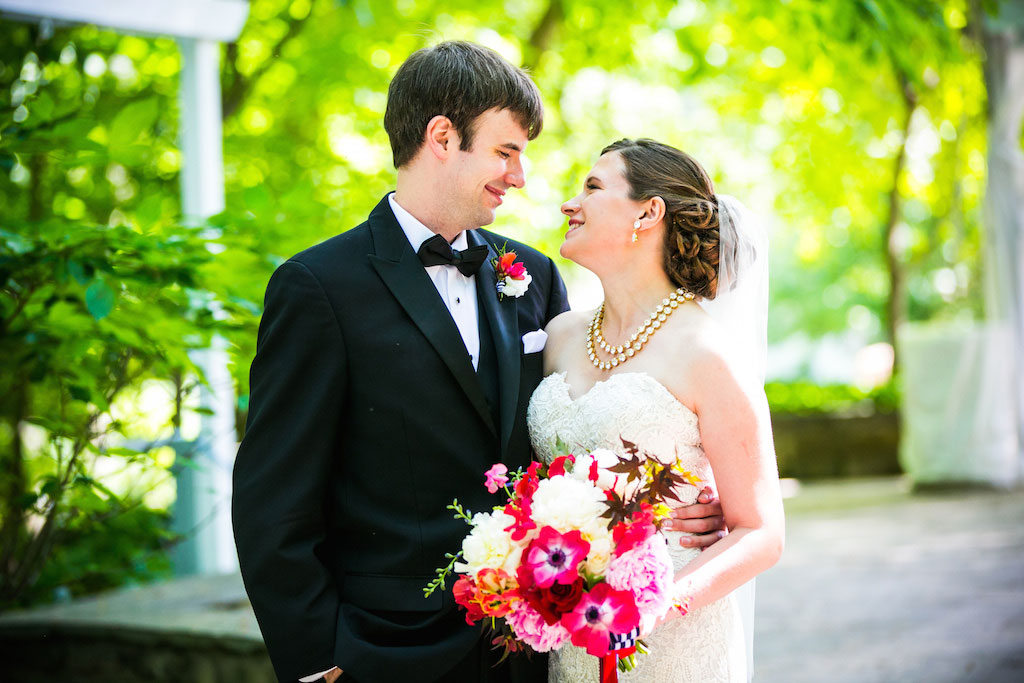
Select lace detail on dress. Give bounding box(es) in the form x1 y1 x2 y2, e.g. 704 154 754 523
527 372 746 683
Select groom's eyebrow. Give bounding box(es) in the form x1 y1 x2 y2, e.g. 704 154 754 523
499 142 522 152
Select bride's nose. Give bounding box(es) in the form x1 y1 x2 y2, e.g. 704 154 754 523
561 195 580 216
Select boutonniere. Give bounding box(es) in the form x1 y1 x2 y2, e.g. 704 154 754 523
492 244 532 300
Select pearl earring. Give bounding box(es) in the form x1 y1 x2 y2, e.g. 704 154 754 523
631 219 641 243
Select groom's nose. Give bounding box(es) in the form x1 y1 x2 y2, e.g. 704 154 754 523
504 157 525 189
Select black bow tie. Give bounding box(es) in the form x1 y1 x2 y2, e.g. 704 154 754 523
417 234 489 277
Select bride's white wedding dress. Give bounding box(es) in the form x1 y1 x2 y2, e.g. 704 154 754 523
527 371 746 683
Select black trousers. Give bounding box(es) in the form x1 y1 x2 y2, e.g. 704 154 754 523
336 636 547 683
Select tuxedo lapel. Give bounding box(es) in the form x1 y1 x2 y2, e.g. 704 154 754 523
469 230 521 460
366 196 496 435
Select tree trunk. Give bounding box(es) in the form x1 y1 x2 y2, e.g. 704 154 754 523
0 384 28 606
883 72 917 372
523 0 563 72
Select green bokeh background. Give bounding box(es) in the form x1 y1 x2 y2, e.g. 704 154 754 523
0 0 1007 608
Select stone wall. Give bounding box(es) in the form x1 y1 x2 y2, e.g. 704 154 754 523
772 413 901 479
0 622 275 683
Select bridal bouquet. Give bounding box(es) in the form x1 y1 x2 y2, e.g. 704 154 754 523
425 439 701 678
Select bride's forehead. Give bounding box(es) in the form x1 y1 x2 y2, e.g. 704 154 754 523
588 154 627 183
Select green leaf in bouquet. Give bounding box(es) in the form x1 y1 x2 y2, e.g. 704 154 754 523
552 435 573 458
423 550 463 598
447 498 473 524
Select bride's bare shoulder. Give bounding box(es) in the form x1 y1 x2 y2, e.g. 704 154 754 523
544 308 592 342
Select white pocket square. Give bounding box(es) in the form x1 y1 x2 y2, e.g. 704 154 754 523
521 329 548 354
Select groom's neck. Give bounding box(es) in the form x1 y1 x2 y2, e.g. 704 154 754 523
395 166 473 242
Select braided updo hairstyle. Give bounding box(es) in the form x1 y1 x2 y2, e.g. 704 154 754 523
601 138 720 299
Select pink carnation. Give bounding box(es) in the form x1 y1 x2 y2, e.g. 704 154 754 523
506 602 570 652
605 535 674 617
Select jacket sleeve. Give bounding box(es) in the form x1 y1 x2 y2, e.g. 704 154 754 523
232 260 344 682
544 256 570 323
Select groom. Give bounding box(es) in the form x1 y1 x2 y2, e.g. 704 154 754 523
233 41 726 683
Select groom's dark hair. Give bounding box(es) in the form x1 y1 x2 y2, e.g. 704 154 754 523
385 41 543 168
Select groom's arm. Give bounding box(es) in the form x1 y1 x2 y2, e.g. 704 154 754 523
666 487 728 548
233 260 345 682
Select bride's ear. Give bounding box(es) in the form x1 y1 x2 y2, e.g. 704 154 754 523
638 196 667 232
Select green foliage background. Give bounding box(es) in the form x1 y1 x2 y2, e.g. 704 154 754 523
0 0 999 605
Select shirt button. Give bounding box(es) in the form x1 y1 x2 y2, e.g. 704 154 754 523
455 297 461 304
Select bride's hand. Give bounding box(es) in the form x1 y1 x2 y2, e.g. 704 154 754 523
665 486 727 549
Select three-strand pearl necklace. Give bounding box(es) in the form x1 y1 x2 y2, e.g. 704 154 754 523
586 287 696 371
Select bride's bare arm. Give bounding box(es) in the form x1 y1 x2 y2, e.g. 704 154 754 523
671 348 784 611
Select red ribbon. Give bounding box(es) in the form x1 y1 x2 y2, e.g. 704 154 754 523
600 646 637 683
600 654 618 683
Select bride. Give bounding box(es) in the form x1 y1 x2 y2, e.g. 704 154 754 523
527 139 784 682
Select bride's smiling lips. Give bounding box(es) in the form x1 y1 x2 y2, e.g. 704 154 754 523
566 218 583 236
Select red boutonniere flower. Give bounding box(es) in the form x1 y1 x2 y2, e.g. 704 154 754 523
493 244 532 300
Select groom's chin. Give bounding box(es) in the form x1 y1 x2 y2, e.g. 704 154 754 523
477 208 498 227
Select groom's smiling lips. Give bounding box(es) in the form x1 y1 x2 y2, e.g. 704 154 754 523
485 184 506 205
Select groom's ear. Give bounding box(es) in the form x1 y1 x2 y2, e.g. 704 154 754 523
424 115 459 160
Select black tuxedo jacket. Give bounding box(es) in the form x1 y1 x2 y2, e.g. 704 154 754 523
232 195 569 682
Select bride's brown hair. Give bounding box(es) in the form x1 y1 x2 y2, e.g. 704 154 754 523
600 138 719 298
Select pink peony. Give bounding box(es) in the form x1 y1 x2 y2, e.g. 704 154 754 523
560 583 641 657
506 602 571 652
484 463 509 494
524 526 590 588
605 535 674 617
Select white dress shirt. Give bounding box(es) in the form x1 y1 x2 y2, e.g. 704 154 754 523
388 193 481 369
299 196 483 683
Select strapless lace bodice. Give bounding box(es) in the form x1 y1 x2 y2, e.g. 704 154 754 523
528 371 711 503
527 372 746 683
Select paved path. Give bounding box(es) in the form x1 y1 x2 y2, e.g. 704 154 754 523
754 477 1024 683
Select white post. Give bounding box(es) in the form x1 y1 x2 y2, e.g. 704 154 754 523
177 36 237 574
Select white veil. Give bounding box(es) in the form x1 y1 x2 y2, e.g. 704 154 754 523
698 194 770 385
696 194 769 682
